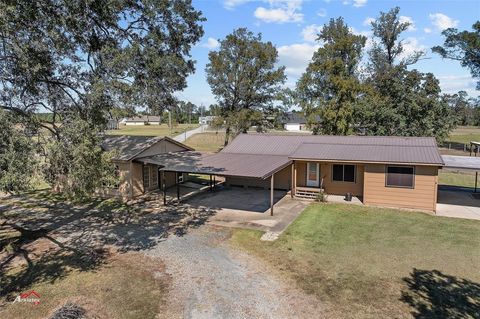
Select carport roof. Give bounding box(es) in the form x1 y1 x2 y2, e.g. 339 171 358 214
137 151 291 179
442 155 480 170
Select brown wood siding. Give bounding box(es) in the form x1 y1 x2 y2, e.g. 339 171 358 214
295 161 364 196
131 162 144 196
363 164 438 211
225 165 292 190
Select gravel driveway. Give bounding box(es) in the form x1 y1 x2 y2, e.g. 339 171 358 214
147 226 321 319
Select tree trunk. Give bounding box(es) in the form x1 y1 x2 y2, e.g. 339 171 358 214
224 126 230 147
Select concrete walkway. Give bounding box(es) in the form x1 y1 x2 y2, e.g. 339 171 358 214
172 124 207 143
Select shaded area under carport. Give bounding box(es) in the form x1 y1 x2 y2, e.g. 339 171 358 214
136 151 293 215
437 186 480 220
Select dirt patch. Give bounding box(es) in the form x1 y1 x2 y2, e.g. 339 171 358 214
0 253 170 319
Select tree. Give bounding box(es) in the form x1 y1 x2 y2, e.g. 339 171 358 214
0 110 38 193
357 7 455 141
433 22 480 89
0 0 204 197
206 28 286 146
296 18 366 135
443 91 474 125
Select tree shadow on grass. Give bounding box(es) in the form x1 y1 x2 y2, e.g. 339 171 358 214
0 190 215 300
401 268 480 319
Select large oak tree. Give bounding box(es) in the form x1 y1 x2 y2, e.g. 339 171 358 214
0 0 204 195
206 28 286 146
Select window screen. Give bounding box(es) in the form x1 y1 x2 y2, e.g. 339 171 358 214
143 166 150 188
386 166 414 188
332 164 356 182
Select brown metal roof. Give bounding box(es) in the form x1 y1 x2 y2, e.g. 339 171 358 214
222 134 443 165
137 151 291 179
102 135 193 161
442 155 480 170
291 143 443 165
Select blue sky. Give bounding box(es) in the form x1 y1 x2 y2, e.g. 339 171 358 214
178 0 480 107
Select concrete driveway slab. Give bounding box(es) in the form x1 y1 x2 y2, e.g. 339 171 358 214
436 189 480 220
185 187 310 235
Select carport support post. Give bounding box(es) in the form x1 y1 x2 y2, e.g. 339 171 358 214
209 174 212 191
270 173 274 216
475 172 478 193
176 172 180 202
162 171 166 206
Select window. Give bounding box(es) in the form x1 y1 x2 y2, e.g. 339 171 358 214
143 166 150 188
113 165 120 189
151 166 158 187
332 164 356 182
386 166 414 188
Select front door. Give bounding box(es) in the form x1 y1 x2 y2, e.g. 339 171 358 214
306 162 319 187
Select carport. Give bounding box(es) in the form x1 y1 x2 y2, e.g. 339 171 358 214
136 151 292 215
437 155 480 220
442 155 480 192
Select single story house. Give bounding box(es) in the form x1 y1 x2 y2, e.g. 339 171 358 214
198 115 217 125
120 116 161 125
280 112 323 132
101 134 450 213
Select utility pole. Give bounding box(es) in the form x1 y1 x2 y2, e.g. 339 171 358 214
168 109 172 136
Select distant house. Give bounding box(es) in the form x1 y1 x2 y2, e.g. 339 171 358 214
198 116 216 125
280 112 320 131
107 118 119 130
122 116 161 125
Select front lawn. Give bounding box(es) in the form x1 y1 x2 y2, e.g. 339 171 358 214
107 123 199 137
231 204 480 318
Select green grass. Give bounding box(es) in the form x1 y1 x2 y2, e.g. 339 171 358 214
185 132 226 152
439 169 477 188
231 204 480 318
446 125 480 145
107 123 199 137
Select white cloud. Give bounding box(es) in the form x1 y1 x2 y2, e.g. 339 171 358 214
424 27 432 34
201 37 220 49
429 13 459 31
438 75 477 95
349 27 374 50
353 0 367 8
254 0 304 23
301 24 323 42
399 16 416 31
223 0 251 10
317 8 327 17
363 17 375 27
277 43 319 77
398 37 426 60
342 0 367 8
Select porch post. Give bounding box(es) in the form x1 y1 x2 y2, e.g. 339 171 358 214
213 175 216 190
293 162 297 198
291 163 295 198
270 173 274 216
209 174 212 191
176 172 180 202
162 171 166 205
